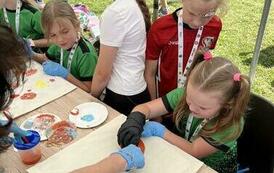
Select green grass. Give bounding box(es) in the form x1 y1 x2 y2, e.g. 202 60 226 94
70 0 274 102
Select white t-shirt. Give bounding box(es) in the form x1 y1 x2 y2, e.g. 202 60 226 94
100 0 147 96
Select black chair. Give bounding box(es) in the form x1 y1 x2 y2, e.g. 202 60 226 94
237 93 274 173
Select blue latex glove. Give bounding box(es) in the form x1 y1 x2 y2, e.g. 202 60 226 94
114 144 144 170
42 60 69 79
142 121 166 138
0 120 30 143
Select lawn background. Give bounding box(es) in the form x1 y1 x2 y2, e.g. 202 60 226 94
70 0 274 102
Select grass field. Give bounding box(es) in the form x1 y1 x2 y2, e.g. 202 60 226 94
70 0 274 102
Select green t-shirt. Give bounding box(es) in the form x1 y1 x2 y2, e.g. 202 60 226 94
0 2 43 39
162 88 244 173
46 37 98 81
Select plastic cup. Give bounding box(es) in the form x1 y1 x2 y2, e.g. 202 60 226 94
13 130 41 165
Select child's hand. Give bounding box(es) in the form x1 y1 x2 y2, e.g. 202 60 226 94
42 60 69 79
114 144 145 170
117 112 146 148
0 120 31 143
142 121 166 138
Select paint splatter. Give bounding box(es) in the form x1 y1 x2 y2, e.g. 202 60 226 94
25 68 37 77
35 79 48 89
20 92 37 100
81 114 94 122
46 121 77 146
49 78 55 82
10 94 19 99
33 114 56 130
70 108 79 115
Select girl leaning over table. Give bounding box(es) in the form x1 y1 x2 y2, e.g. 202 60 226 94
118 53 251 173
34 0 98 93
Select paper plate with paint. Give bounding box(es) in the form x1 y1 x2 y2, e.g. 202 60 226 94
20 113 61 141
69 102 108 128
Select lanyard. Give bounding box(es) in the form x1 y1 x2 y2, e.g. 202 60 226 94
60 41 78 72
177 9 203 88
3 0 21 34
185 113 208 142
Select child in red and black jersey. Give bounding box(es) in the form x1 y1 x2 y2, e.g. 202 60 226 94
145 0 226 100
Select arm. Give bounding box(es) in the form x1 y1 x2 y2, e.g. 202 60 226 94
33 53 48 64
71 154 126 173
67 74 91 93
91 44 118 98
163 130 218 158
42 60 91 92
142 122 219 158
32 38 50 48
132 98 169 119
144 60 158 100
70 144 144 173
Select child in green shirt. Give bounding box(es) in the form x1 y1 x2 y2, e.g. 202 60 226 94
118 53 251 173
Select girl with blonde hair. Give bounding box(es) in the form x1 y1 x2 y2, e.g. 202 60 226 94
36 0 98 92
118 53 251 172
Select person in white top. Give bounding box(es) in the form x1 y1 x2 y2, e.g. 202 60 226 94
91 0 151 115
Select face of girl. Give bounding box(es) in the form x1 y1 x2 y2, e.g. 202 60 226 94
186 82 223 119
0 0 4 8
48 18 79 50
182 0 219 29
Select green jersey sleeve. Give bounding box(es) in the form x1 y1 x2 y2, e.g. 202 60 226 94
77 50 98 81
30 11 43 39
162 88 185 112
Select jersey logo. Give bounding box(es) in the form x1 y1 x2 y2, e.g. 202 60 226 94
201 36 215 49
168 40 178 46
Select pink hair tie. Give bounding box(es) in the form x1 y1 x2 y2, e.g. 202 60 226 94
233 73 241 81
203 51 212 61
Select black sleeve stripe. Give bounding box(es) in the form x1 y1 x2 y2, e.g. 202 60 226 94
201 136 230 152
78 38 90 54
162 96 173 113
45 52 56 61
22 2 38 14
79 76 92 81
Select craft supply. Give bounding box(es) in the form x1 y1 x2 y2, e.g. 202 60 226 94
20 113 61 141
13 130 41 165
69 102 108 128
46 121 77 146
0 61 76 119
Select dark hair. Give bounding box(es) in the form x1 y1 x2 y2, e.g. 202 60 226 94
0 25 28 110
0 24 28 151
135 0 151 32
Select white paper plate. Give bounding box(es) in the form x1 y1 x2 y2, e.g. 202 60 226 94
69 102 108 128
20 113 61 141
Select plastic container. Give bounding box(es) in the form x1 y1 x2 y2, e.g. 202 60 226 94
13 130 41 165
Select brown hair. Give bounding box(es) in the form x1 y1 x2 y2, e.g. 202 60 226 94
0 25 28 150
41 0 80 38
0 25 28 111
22 0 40 9
174 57 250 142
135 0 151 32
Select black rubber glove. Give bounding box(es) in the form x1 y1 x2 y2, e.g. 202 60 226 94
117 112 146 148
